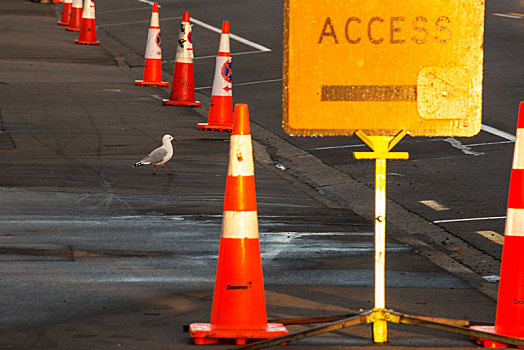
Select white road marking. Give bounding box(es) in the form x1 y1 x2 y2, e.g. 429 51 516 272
419 200 450 211
97 16 181 28
443 137 484 156
476 231 504 245
191 17 271 52
137 0 156 6
434 216 506 224
98 7 151 15
195 78 282 90
192 50 271 61
482 124 516 141
151 95 163 100
468 140 515 147
493 13 524 19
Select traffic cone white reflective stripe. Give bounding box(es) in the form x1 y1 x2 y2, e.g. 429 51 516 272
163 12 201 107
75 0 99 45
471 102 524 347
66 0 82 32
198 21 233 131
58 0 73 26
189 104 288 345
135 3 169 87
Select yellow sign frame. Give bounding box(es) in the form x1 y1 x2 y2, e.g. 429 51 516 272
283 0 485 136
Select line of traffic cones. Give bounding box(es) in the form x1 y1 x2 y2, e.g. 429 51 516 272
189 104 288 345
471 102 524 348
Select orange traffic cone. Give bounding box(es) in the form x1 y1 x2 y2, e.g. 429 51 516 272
75 0 99 45
163 12 201 107
65 0 82 32
198 21 233 132
53 0 63 3
135 3 169 87
189 104 288 345
57 0 72 26
471 102 524 348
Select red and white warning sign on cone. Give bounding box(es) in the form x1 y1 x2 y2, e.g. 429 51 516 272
198 21 233 132
471 102 524 348
163 12 201 107
65 0 82 32
189 104 288 345
75 0 100 45
135 3 169 87
57 0 72 26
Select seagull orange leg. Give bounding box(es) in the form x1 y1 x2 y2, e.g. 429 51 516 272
153 165 158 176
162 164 173 175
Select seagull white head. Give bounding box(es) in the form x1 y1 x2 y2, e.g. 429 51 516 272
163 134 175 143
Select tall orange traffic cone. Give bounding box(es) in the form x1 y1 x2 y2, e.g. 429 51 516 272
65 0 82 32
198 21 233 132
57 0 72 26
163 12 201 107
75 0 99 45
135 3 169 87
471 102 524 348
189 104 288 345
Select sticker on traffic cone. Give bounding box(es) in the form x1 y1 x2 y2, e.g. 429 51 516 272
189 104 288 345
198 21 233 132
65 0 82 32
163 12 201 107
75 0 100 45
471 102 524 348
135 3 169 87
57 0 72 25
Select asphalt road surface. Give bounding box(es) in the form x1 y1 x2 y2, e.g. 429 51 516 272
0 0 523 349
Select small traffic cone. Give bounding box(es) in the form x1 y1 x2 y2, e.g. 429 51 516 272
163 12 201 107
57 0 72 25
471 102 524 348
75 0 100 45
189 104 288 345
65 0 82 32
135 3 169 87
198 21 233 132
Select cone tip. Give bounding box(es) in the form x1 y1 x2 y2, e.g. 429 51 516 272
519 102 524 129
152 2 158 12
232 104 250 135
182 12 190 22
222 21 230 34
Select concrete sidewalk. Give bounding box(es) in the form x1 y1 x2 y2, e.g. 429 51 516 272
0 1 497 349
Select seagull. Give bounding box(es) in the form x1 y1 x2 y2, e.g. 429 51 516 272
133 134 175 175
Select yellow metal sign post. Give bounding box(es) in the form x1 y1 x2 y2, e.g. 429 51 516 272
353 130 409 342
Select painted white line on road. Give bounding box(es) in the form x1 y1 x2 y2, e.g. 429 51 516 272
482 124 516 141
420 200 450 211
195 78 282 90
434 216 506 224
493 13 524 19
191 17 271 52
443 137 484 156
192 50 271 61
151 95 163 100
476 230 505 245
97 16 181 28
98 7 151 15
468 140 515 147
137 0 156 6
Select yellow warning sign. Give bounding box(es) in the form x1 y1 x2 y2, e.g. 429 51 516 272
283 0 485 136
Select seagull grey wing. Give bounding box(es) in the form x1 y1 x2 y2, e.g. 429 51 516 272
140 146 168 164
